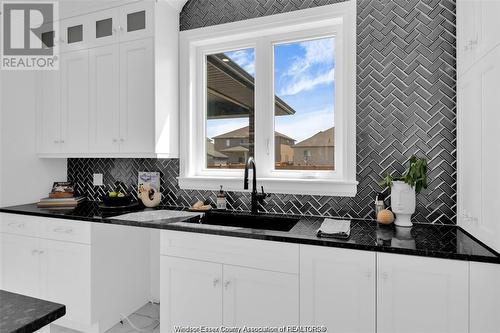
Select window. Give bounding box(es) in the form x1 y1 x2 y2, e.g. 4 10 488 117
179 1 357 196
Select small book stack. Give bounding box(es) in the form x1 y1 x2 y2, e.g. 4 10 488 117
37 182 85 209
37 196 86 208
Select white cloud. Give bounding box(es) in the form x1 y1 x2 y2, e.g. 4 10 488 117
275 108 334 143
225 49 255 76
279 38 335 96
279 68 335 96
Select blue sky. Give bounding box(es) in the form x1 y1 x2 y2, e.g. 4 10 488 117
207 37 335 143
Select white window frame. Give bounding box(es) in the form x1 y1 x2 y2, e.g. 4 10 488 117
179 1 357 197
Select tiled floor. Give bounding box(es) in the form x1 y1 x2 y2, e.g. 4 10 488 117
51 303 160 333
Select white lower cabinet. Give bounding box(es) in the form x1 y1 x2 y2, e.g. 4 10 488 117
377 253 469 333
1 233 41 297
160 256 223 330
160 231 299 332
470 262 500 333
223 265 298 326
300 245 376 333
0 213 151 333
40 239 91 327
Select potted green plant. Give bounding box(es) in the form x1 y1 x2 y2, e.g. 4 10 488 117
379 156 428 227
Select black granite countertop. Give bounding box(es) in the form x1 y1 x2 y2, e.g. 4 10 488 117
0 290 65 333
1 202 499 264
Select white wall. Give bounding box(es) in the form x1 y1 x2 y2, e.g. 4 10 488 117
0 71 67 207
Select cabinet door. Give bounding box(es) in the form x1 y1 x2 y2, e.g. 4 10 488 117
1 233 41 298
40 239 91 326
60 16 90 53
160 256 222 332
470 262 500 333
60 50 89 154
88 8 119 48
38 70 61 154
118 2 154 42
458 46 500 251
377 253 468 333
457 63 482 236
89 44 120 153
457 0 479 76
223 265 299 327
476 1 500 62
300 245 375 333
119 38 154 153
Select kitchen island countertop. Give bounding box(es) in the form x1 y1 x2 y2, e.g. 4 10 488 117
0 290 65 333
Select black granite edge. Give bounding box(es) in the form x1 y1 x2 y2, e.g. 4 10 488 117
1 205 499 265
137 221 500 265
1 290 66 333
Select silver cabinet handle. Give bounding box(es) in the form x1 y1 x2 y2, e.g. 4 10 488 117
53 227 73 234
8 222 25 228
224 280 231 290
60 140 65 143
120 138 125 142
213 278 220 287
380 272 389 281
38 250 45 255
32 249 39 255
113 139 118 143
54 140 60 144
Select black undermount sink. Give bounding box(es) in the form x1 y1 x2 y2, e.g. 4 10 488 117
186 210 300 232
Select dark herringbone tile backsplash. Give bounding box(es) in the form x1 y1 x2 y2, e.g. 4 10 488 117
68 0 456 224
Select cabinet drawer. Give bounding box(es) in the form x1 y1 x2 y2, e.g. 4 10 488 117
41 218 91 244
161 230 299 274
0 213 42 237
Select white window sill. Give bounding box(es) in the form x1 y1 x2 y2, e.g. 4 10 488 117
178 176 358 197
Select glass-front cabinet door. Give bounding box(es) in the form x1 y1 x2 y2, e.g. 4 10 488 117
118 1 154 42
88 8 119 47
60 16 91 52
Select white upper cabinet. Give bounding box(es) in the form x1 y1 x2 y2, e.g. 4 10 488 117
300 245 376 333
119 38 155 154
119 1 154 42
60 49 90 154
458 46 500 251
457 0 500 76
37 71 61 154
88 8 120 47
37 0 179 158
377 253 468 333
60 16 91 53
89 44 120 153
457 0 500 251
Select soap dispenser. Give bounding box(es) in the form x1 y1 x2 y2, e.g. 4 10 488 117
216 185 227 210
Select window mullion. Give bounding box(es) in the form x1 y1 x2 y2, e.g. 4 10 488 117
254 37 274 179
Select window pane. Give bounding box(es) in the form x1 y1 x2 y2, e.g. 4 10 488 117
206 48 255 169
127 11 146 32
96 18 113 38
41 31 54 48
67 25 83 44
274 37 335 171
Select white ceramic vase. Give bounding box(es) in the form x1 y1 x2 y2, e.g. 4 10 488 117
391 181 416 227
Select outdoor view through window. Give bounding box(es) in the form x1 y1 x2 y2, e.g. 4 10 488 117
206 36 335 171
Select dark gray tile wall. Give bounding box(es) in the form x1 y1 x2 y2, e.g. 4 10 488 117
68 0 457 224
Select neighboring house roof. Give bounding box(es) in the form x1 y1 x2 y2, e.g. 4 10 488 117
221 146 249 153
206 139 228 159
293 127 335 148
207 54 295 119
213 126 295 142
